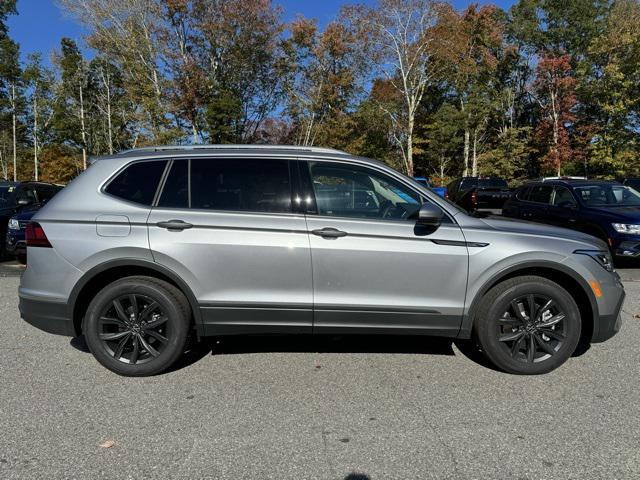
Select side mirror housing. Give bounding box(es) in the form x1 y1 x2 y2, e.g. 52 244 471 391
417 203 443 226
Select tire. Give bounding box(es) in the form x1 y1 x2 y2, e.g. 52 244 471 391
474 275 581 375
17 253 27 265
84 276 191 376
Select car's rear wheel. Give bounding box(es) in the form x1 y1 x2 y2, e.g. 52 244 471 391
17 253 27 264
84 276 191 376
474 276 581 374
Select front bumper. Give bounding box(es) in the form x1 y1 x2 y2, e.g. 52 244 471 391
19 295 75 337
591 277 625 343
612 235 640 257
5 231 25 255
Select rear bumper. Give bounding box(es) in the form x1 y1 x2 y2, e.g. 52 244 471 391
19 295 75 337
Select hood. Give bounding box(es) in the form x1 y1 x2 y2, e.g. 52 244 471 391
583 205 640 222
479 215 607 249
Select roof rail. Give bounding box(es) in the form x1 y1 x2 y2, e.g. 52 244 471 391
115 144 347 156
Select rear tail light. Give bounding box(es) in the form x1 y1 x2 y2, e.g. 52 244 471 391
471 191 477 206
25 222 52 248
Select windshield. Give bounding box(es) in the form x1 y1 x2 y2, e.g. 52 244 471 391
574 184 640 207
0 185 16 205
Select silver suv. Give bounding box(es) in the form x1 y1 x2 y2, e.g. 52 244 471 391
19 146 625 376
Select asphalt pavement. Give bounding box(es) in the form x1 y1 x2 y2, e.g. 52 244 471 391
1 261 639 480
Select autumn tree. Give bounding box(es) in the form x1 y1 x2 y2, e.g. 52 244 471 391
430 3 504 176
343 0 441 176
23 54 55 180
533 53 578 176
284 16 364 148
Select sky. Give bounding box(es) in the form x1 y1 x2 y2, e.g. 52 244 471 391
7 0 516 63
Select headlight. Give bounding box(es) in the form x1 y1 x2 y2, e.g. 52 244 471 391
8 218 19 230
574 249 614 272
612 223 640 234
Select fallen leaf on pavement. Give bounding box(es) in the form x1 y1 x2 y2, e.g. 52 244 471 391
99 440 116 449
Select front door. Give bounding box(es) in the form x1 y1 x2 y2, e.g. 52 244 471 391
301 160 469 336
147 157 313 335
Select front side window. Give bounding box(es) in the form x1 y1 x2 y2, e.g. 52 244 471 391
105 160 167 205
308 162 422 221
528 185 553 204
189 158 292 213
552 186 577 207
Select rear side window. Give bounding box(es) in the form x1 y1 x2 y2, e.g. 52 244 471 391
528 185 553 204
105 160 167 205
478 178 508 188
189 158 291 213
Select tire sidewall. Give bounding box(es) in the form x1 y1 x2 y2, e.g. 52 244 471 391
476 279 581 375
84 279 189 376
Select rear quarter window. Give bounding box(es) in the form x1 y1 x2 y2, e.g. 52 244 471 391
105 160 167 205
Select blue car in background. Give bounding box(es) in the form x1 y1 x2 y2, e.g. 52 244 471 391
414 177 448 198
5 183 63 263
503 178 640 258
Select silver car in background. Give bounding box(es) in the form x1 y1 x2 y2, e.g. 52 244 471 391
19 145 625 376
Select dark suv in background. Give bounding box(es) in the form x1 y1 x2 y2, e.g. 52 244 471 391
503 179 640 258
447 177 512 214
1 181 62 259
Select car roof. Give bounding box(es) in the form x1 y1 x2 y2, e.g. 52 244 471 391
523 179 621 188
90 144 393 170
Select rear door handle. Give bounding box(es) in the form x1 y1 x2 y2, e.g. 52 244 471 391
311 227 348 239
157 220 193 231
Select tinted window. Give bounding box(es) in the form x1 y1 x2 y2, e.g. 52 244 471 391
478 178 508 188
552 186 577 207
106 160 167 205
190 158 291 213
35 185 61 203
459 178 477 190
574 184 640 207
309 162 422 220
16 186 37 205
0 185 16 206
516 186 531 200
528 185 553 204
158 160 189 208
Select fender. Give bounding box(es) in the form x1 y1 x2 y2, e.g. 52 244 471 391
457 259 598 339
67 258 203 333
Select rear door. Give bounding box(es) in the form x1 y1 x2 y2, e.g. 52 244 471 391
147 157 313 335
521 185 553 222
301 160 469 336
547 186 579 228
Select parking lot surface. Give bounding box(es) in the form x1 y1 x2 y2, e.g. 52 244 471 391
1 262 639 480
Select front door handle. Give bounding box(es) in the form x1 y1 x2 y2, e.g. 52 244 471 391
157 220 193 231
312 227 348 239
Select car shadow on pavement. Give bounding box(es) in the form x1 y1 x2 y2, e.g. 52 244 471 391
207 334 457 356
68 333 592 375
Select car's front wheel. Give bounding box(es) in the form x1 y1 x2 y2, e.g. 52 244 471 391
474 276 581 374
84 276 191 376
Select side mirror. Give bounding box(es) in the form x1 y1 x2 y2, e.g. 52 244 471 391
417 203 443 226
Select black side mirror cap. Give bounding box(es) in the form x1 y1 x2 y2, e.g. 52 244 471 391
417 203 443 226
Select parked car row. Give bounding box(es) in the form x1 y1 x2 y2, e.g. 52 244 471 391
1 181 63 263
442 175 640 260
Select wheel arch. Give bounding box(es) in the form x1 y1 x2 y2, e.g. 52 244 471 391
68 259 202 336
460 261 597 345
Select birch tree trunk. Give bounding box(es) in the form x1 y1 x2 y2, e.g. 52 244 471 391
79 84 87 170
33 86 38 181
11 84 17 182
